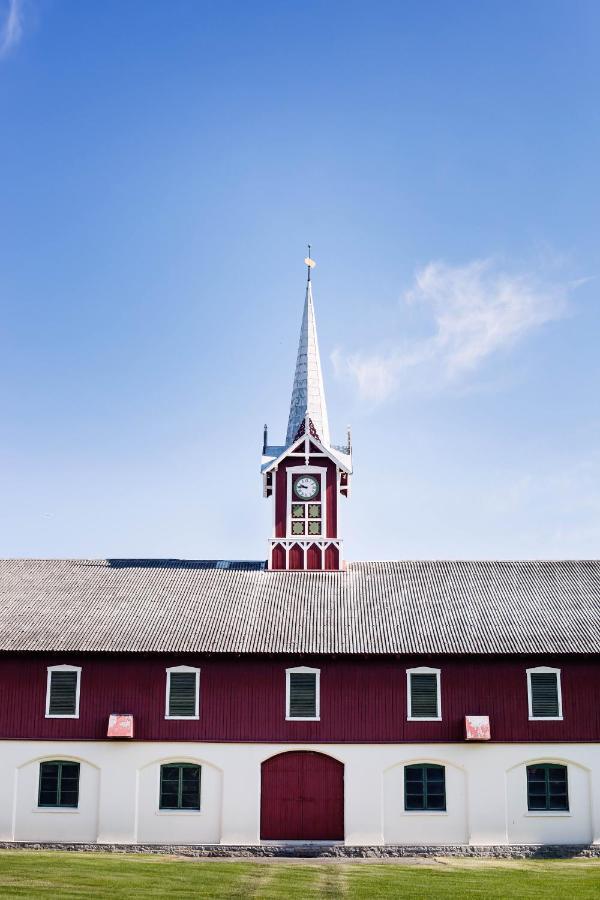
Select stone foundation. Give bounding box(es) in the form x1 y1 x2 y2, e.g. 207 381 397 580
1 842 600 859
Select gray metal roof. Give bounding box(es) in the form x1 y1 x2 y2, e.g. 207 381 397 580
0 559 599 655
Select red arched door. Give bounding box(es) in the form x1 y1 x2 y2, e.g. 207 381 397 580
260 751 344 840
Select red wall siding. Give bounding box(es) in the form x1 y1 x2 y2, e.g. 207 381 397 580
1 654 599 743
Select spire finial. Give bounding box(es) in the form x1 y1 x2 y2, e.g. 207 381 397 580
304 244 316 283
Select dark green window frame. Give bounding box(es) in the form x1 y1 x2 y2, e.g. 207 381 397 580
38 761 80 808
404 764 446 811
159 763 201 810
526 764 569 811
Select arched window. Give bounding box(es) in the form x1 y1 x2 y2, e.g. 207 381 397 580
526 764 568 811
404 764 446 811
159 763 201 810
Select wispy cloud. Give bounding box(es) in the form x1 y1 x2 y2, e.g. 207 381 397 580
0 0 24 59
334 258 574 402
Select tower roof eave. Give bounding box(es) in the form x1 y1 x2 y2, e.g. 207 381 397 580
261 434 352 475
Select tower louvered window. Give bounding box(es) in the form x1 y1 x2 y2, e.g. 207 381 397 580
46 666 80 717
286 668 320 719
407 669 441 720
527 668 562 719
166 668 200 719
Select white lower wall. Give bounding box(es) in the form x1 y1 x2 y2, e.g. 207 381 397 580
1 741 599 846
383 757 468 845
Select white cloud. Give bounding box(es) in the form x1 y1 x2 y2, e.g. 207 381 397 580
0 0 24 58
334 258 572 403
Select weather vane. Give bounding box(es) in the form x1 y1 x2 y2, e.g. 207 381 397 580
304 244 316 282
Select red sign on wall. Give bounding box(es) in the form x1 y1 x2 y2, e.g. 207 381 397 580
465 715 491 741
107 714 134 738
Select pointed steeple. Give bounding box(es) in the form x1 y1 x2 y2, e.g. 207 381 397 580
285 263 331 447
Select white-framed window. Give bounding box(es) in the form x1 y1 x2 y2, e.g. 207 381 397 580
527 666 563 720
286 466 327 540
165 666 200 720
407 667 441 721
45 665 81 719
286 666 320 721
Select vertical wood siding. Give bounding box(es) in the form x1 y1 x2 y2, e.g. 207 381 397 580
0 654 599 742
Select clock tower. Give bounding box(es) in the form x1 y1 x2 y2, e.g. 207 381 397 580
261 254 352 570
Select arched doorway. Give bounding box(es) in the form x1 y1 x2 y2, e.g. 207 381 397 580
260 751 344 840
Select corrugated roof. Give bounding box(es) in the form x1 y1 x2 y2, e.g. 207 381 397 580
0 559 599 655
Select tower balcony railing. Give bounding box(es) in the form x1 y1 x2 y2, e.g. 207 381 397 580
268 538 343 571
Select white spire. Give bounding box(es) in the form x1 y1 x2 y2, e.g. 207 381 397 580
286 277 331 447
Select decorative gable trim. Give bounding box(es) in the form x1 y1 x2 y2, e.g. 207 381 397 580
261 432 352 476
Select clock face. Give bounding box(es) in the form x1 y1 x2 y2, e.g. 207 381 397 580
294 475 319 500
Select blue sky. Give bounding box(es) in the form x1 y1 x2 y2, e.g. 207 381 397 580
1 0 599 561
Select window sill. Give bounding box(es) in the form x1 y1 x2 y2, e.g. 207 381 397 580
402 811 448 816
407 717 442 722
525 811 571 818
164 716 200 721
156 810 202 816
285 716 320 722
528 717 563 722
45 714 79 719
33 808 79 814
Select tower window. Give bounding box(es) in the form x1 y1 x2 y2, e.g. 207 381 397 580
288 472 325 539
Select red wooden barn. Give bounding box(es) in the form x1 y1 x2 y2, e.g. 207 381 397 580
0 258 599 850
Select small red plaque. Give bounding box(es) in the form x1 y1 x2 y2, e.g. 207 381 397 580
107 714 134 738
465 715 491 741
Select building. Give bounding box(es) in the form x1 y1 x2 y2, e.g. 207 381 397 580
0 260 599 850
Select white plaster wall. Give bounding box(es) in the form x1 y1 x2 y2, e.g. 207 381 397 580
506 759 592 845
0 741 599 846
136 756 222 844
13 756 99 842
383 758 467 844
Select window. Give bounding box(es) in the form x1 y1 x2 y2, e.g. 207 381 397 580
288 469 326 537
527 764 568 811
165 666 200 719
286 666 320 720
291 501 323 536
404 764 446 811
159 763 201 810
527 667 562 720
407 667 441 720
38 761 80 808
45 665 81 718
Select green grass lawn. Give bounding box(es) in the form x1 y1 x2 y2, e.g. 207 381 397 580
0 851 599 899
